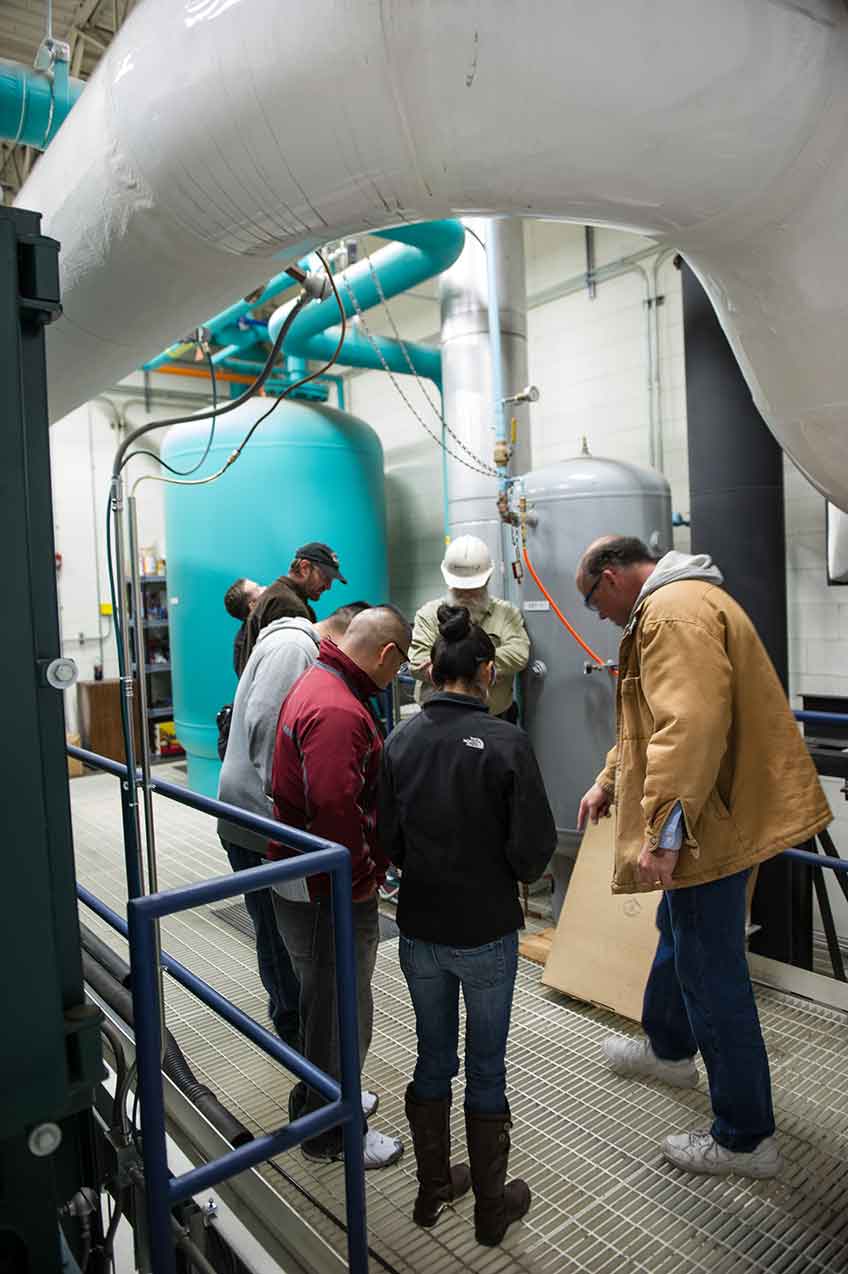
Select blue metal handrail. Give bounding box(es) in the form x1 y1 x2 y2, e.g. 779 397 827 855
795 709 848 727
68 744 367 1274
779 845 848 871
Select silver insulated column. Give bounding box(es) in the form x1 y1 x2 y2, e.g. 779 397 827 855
439 218 531 597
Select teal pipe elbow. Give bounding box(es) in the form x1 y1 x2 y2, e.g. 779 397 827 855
0 58 83 149
267 220 466 386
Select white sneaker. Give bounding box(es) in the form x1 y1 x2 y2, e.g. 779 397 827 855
663 1130 782 1179
362 1090 379 1118
602 1036 698 1089
362 1128 404 1170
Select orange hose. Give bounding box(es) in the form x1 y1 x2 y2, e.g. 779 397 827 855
154 362 260 386
522 546 615 673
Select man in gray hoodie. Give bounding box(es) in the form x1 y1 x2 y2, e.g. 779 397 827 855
217 603 368 1051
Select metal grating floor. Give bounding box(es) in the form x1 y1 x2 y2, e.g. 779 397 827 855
70 771 848 1273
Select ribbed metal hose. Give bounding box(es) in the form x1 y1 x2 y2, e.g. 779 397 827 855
81 943 253 1149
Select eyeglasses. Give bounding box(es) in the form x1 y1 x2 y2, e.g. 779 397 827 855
583 574 603 611
388 641 410 663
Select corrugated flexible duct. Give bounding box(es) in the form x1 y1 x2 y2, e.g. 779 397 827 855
16 0 848 509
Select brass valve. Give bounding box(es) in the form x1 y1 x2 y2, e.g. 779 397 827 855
493 440 511 468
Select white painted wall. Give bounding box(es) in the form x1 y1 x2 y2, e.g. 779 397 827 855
50 380 212 737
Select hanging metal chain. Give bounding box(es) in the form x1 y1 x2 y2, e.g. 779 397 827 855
338 267 498 479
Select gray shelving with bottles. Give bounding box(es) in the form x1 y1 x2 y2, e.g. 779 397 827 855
127 575 183 758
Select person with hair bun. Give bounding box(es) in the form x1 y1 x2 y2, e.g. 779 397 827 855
378 605 556 1246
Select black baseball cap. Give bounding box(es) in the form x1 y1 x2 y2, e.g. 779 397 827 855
295 542 348 584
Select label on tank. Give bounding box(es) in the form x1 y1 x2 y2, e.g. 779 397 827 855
523 600 550 612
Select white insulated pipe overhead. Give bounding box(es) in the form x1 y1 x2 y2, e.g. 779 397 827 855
17 0 848 509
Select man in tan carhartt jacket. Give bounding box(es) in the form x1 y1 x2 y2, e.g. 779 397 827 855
575 535 830 1184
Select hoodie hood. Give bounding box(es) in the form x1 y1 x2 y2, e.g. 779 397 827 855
626 550 724 634
255 616 319 648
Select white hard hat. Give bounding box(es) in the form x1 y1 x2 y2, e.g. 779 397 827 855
441 536 494 590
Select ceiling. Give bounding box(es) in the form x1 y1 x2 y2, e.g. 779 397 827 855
0 0 137 203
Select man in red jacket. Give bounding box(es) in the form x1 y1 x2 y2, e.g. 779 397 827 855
270 604 411 1169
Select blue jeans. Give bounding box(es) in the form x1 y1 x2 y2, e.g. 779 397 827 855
643 869 775 1152
224 842 301 1050
399 931 519 1114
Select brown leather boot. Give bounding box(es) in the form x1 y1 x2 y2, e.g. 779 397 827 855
404 1085 471 1227
464 1106 531 1246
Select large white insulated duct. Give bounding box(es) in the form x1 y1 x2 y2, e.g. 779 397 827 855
17 0 848 508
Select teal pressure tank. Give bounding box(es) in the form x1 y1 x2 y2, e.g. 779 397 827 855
161 398 389 796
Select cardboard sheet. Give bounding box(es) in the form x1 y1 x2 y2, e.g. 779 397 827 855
542 810 659 1022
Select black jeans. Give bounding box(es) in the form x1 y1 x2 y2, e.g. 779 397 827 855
273 893 379 1155
223 842 301 1050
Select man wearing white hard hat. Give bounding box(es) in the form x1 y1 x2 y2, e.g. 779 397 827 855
408 536 530 722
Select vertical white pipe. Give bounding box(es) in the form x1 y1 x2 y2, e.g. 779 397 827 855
439 218 530 596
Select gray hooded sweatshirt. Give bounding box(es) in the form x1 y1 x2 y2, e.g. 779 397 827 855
217 616 320 854
625 550 724 636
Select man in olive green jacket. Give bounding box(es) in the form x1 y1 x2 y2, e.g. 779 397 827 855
409 536 529 722
576 535 830 1183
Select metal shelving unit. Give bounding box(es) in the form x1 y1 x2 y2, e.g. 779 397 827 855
127 576 183 757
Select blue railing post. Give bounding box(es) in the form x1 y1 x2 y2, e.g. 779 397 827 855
71 745 371 1272
128 904 177 1274
331 857 368 1274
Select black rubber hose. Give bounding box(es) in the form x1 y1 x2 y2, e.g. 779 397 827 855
82 951 253 1149
80 923 132 988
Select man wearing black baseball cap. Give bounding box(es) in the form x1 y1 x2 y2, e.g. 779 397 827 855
242 542 347 665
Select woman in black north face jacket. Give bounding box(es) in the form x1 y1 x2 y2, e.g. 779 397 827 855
378 605 556 1248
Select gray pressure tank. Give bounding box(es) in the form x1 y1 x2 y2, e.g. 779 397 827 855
520 454 673 857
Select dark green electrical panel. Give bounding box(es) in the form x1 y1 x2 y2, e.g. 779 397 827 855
0 206 103 1270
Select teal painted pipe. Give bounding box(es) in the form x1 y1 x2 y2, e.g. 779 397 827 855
208 342 242 367
143 265 300 371
220 355 329 402
267 220 466 387
324 375 346 411
0 57 83 148
213 315 440 381
285 322 441 383
204 267 298 337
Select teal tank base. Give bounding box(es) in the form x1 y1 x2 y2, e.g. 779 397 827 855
185 754 222 801
161 398 389 800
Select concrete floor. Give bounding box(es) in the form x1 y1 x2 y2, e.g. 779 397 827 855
71 768 848 1274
